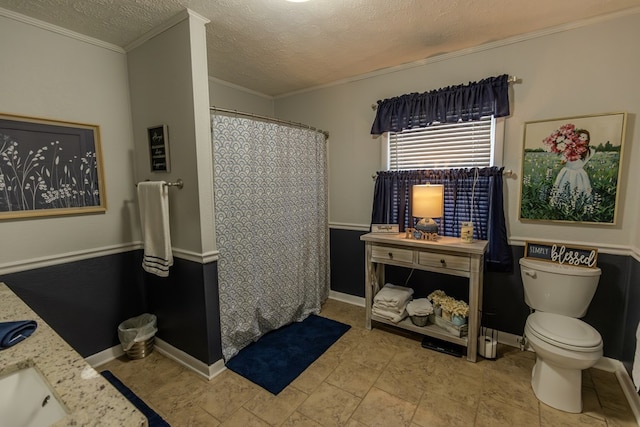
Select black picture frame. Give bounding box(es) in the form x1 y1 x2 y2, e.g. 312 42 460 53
148 125 170 173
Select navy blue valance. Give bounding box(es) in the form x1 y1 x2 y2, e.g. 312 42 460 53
371 75 510 135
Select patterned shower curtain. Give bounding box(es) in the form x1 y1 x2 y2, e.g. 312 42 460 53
212 114 329 361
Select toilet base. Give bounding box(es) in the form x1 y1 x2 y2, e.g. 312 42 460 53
531 358 582 413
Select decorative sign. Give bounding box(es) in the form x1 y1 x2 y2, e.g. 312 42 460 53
371 224 399 233
524 241 598 268
148 125 170 172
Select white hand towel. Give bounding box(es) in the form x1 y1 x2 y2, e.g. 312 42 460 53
633 322 640 391
137 181 173 277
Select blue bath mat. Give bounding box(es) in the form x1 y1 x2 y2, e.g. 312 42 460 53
225 314 351 395
101 370 170 426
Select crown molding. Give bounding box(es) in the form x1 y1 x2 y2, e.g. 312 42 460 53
0 6 125 53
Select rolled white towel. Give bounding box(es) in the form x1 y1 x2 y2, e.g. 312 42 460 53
374 284 414 309
406 298 434 316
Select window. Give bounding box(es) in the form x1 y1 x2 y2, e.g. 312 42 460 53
383 116 504 170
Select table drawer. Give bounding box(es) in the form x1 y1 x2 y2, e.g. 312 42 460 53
371 245 414 264
418 251 470 272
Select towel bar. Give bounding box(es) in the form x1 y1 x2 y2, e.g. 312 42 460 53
136 179 183 189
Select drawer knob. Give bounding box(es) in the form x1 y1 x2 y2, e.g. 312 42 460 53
440 259 446 265
388 252 393 259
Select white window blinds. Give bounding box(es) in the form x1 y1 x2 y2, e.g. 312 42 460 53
387 116 495 170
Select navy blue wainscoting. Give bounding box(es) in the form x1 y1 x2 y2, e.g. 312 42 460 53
329 228 367 297
622 257 640 377
144 258 222 365
1 251 147 357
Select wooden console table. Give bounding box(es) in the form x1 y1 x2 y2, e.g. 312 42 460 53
360 232 488 362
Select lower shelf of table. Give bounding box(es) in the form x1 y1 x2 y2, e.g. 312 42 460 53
371 314 469 347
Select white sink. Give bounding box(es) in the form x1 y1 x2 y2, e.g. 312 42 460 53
0 365 68 427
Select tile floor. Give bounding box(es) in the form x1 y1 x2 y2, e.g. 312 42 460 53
100 299 638 426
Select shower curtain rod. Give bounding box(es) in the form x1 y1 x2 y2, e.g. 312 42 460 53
210 107 329 140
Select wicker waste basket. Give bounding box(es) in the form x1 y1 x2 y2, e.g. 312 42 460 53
118 313 157 359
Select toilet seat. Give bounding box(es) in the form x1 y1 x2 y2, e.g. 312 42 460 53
527 312 602 352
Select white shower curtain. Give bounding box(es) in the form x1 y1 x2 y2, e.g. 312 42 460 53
212 114 329 361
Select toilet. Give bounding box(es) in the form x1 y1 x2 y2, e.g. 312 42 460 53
520 257 603 413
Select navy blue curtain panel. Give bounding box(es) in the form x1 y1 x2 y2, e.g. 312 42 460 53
371 167 512 271
371 75 510 135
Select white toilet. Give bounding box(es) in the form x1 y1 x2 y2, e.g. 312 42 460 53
520 257 603 413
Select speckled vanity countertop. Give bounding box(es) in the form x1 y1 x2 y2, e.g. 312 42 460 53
0 283 147 426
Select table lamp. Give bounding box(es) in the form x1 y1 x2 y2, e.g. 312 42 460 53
411 184 444 238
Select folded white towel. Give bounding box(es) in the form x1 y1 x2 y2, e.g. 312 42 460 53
374 283 414 309
137 181 173 277
406 298 434 316
373 301 404 314
633 322 640 391
372 306 408 323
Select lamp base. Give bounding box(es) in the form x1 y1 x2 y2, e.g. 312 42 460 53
415 217 438 234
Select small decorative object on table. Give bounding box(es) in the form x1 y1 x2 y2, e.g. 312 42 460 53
406 298 434 327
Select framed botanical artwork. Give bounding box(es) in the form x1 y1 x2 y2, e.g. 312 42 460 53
519 112 626 225
0 113 107 219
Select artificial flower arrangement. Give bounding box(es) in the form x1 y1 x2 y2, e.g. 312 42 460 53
542 123 590 162
428 290 469 319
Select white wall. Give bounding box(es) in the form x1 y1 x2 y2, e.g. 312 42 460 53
208 78 274 116
275 11 640 254
0 11 138 268
128 10 216 258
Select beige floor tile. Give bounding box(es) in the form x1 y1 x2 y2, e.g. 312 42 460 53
164 401 222 427
423 363 483 408
243 387 309 425
297 382 361 427
590 369 633 413
280 411 324 427
475 396 540 427
220 407 271 427
539 403 607 427
290 356 339 395
481 366 540 415
601 405 639 427
197 370 262 421
581 386 606 420
351 387 417 427
96 300 636 427
412 392 477 427
325 359 379 398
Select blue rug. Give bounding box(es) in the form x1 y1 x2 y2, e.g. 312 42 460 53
226 314 351 395
101 370 170 426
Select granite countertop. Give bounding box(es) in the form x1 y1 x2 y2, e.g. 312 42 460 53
0 283 147 426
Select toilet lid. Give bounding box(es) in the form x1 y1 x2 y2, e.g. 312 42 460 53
527 312 602 351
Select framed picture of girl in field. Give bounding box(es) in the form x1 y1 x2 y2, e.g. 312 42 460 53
519 112 627 225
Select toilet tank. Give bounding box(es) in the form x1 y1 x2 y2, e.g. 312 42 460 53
519 257 601 318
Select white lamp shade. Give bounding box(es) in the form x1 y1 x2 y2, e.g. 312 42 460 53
412 184 444 219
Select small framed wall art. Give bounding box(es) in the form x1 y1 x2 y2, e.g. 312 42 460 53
148 124 170 173
0 113 107 220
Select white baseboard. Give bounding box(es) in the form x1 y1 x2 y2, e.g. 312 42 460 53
85 344 126 367
154 338 225 380
87 338 226 381
329 290 365 307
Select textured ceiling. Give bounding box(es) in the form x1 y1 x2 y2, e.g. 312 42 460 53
1 0 639 96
